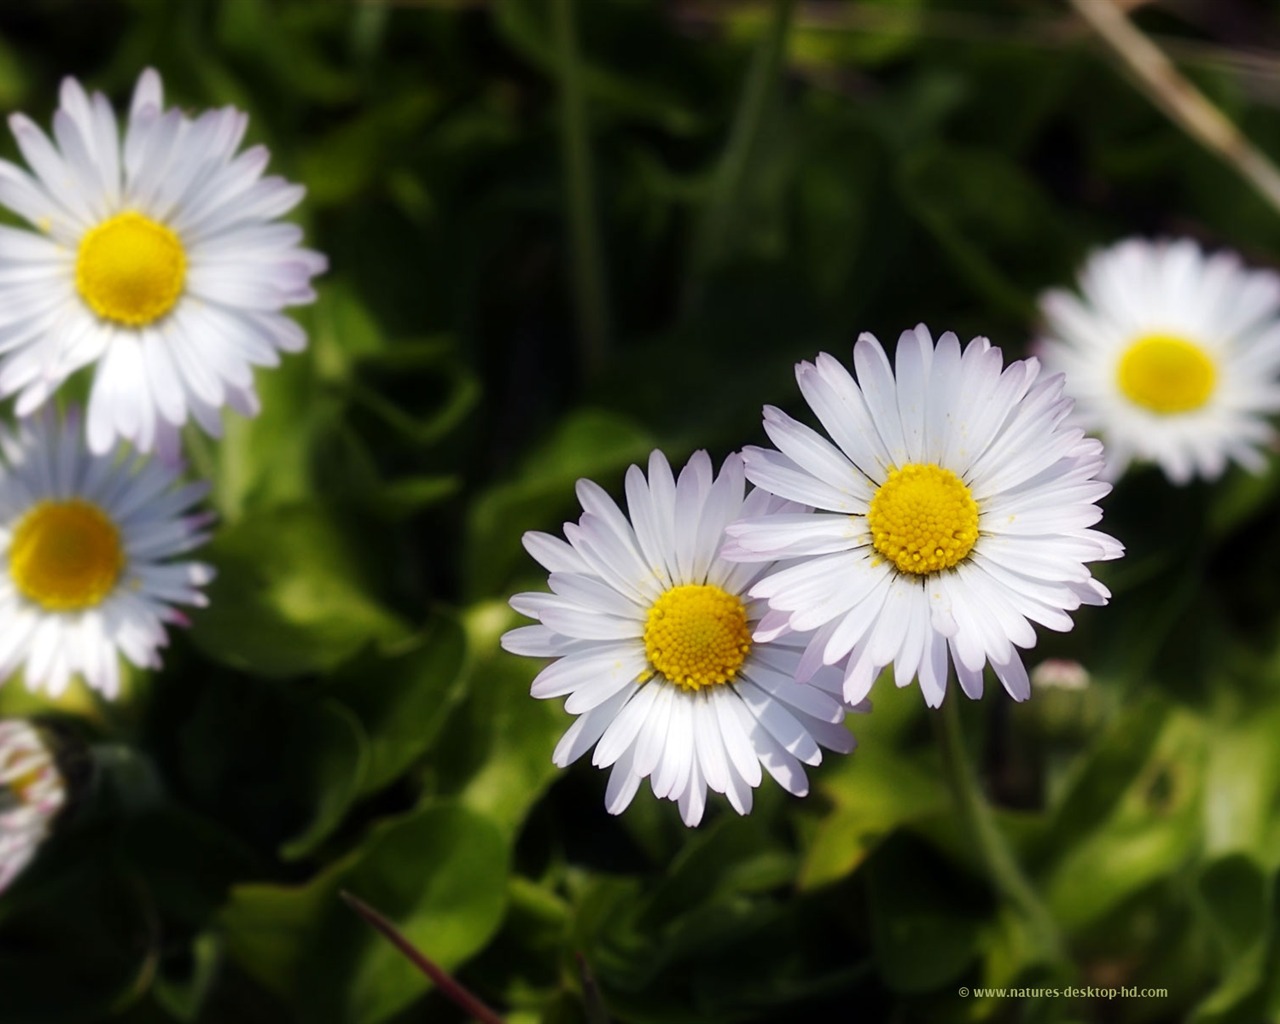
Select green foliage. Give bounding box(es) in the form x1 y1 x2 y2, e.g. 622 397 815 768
220 802 509 1024
5 0 1280 1022
190 504 411 677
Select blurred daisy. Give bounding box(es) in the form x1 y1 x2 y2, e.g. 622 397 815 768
0 407 213 697
723 325 1122 708
0 719 65 893
0 69 325 458
1030 658 1090 692
1037 237 1280 484
501 450 861 828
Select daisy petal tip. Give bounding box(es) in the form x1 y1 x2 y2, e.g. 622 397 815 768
902 323 933 348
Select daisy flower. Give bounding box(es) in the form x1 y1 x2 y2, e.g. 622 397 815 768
0 407 213 698
1037 237 1280 484
0 69 326 458
500 450 861 828
0 719 65 893
723 325 1123 708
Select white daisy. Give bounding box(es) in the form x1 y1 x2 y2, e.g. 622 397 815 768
0 407 214 698
500 450 862 828
1037 237 1280 484
0 69 326 458
0 718 65 893
722 325 1123 708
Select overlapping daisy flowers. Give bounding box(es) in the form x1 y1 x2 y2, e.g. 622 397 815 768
507 242 1280 826
0 69 324 889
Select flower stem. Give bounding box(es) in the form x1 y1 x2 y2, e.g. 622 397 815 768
551 0 611 381
1069 0 1280 218
688 0 795 302
935 694 1067 965
340 890 506 1024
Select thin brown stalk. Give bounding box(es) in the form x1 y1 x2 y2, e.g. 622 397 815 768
1068 0 1280 218
339 890 505 1024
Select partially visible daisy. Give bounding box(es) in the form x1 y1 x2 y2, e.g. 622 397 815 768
0 719 65 893
500 450 862 828
0 407 213 697
0 69 326 458
724 325 1123 708
1037 237 1280 484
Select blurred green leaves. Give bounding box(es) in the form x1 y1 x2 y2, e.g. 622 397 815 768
1044 699 1205 930
327 613 470 798
900 144 1077 320
190 504 410 677
221 801 508 1024
800 744 945 890
1192 855 1274 1024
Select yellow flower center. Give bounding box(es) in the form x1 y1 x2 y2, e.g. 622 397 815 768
642 584 751 692
1116 334 1216 414
868 463 979 575
9 500 125 611
75 211 186 326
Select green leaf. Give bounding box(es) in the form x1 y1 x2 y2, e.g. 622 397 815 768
1041 695 1171 847
151 931 223 1023
638 817 795 932
189 503 410 677
799 743 945 889
117 807 260 930
220 801 510 1024
865 834 985 993
311 281 393 377
332 806 509 1023
439 601 567 838
1044 703 1206 929
326 612 470 797
216 877 331 1002
569 819 865 1024
1203 702 1280 862
1191 855 1274 1023
279 701 370 861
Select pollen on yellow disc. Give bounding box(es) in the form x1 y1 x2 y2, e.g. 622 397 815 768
867 463 979 576
9 500 125 611
75 211 186 326
643 584 751 692
1117 334 1216 414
